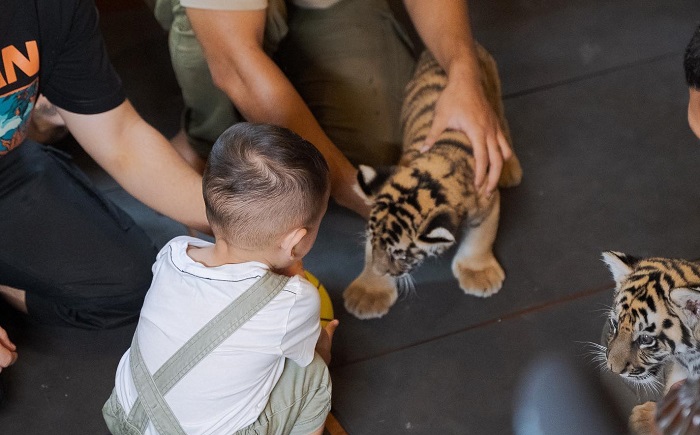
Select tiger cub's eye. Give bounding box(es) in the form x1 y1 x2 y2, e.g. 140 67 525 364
638 334 656 347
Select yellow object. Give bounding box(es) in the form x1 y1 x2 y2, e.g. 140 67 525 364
304 270 334 327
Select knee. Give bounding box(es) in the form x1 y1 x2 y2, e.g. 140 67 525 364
291 355 332 433
281 353 332 410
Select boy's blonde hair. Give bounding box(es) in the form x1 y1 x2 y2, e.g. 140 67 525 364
203 123 330 249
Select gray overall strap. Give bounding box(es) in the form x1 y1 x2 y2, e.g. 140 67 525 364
130 337 186 435
127 272 290 434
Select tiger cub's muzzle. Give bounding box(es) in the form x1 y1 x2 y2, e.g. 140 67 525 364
371 246 416 277
607 330 634 375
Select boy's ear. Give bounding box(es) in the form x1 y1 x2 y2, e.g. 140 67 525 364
355 164 397 200
281 227 307 257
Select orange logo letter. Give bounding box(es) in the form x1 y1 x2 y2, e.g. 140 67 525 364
2 41 39 85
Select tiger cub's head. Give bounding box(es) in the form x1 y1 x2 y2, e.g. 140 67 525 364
602 251 700 385
356 164 458 277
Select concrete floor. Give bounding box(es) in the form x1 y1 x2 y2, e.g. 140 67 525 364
1 1 700 434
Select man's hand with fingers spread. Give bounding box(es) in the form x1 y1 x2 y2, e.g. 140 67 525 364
0 327 18 372
421 74 512 197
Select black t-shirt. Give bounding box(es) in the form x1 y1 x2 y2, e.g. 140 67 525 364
0 0 125 154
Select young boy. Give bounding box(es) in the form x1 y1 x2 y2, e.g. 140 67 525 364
103 122 338 435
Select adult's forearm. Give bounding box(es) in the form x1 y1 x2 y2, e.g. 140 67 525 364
206 47 365 213
113 119 209 232
402 0 479 77
212 47 354 191
186 7 369 216
59 102 209 233
186 7 353 186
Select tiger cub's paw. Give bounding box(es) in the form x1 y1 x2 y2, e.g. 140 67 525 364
453 256 505 297
498 154 523 188
629 401 658 435
343 275 398 319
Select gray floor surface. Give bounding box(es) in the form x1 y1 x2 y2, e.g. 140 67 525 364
1 1 700 434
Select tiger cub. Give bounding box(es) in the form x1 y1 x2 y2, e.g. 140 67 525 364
343 46 522 319
601 251 700 434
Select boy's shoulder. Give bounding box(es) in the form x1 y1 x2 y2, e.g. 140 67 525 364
282 274 317 294
280 274 321 319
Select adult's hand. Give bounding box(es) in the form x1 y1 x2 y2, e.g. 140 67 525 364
422 70 512 197
332 168 371 219
0 327 18 372
403 0 513 196
656 379 700 435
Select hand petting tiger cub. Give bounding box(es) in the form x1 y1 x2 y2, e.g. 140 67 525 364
601 251 700 435
342 45 522 319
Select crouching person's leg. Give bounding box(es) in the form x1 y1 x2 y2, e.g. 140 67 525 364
236 353 332 435
0 140 157 329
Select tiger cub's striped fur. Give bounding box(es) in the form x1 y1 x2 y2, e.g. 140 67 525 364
602 251 700 385
343 47 522 319
601 252 700 433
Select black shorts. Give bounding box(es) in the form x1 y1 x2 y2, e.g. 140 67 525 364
0 141 158 329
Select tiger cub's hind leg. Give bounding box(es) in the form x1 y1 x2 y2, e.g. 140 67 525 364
475 42 523 190
452 196 504 297
498 154 523 189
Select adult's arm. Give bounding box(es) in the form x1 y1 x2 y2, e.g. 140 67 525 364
185 7 369 217
56 100 210 233
403 0 512 195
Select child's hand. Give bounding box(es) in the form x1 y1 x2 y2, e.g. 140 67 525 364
316 319 339 365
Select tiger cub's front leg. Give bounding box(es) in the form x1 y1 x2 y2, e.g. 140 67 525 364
343 239 398 319
628 402 658 435
452 195 504 297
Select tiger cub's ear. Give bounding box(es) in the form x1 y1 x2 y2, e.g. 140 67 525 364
356 165 397 198
418 212 456 254
602 251 638 285
670 287 700 328
419 212 457 244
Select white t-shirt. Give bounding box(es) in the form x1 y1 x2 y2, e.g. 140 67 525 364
113 236 321 435
180 0 341 11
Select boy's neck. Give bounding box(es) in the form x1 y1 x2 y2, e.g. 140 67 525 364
187 239 277 269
